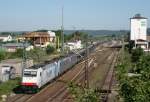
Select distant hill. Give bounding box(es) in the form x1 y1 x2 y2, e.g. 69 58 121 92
64 30 129 36
0 30 129 36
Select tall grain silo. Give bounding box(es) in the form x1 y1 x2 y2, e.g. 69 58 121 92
130 14 148 49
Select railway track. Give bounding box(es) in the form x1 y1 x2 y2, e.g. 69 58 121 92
26 53 96 102
7 45 118 102
8 94 33 102
46 47 117 102
59 48 116 102
26 46 105 102
99 48 119 102
46 58 96 102
6 45 98 102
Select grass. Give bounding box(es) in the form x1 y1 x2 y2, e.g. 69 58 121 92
0 78 21 98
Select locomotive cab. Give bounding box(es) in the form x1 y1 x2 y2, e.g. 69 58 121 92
21 68 42 93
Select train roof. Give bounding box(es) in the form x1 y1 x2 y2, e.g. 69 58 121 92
27 63 46 69
25 42 99 70
27 53 77 69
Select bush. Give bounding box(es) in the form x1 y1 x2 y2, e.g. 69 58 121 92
14 48 23 58
0 78 21 100
116 47 150 102
46 45 55 55
0 50 6 61
131 47 144 63
28 47 46 62
68 82 99 102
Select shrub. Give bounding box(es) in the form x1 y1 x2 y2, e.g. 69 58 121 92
15 48 23 58
131 47 143 63
46 45 55 55
0 50 6 61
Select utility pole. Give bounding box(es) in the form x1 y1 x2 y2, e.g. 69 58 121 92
22 40 27 76
85 35 89 89
61 6 64 54
122 35 124 61
57 36 60 49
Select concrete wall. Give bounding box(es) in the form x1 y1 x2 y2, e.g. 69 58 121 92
0 59 33 78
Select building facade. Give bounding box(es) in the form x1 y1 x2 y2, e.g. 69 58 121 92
24 31 56 47
0 35 12 42
66 40 83 51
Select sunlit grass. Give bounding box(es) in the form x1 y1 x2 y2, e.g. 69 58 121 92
0 78 21 98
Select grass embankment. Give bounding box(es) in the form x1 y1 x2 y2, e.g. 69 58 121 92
0 78 21 99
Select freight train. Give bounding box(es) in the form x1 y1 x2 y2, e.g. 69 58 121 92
21 42 100 93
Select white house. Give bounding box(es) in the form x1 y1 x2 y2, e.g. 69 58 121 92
48 31 56 42
66 40 83 50
0 35 12 42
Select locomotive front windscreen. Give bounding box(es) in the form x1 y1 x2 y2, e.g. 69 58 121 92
24 71 37 77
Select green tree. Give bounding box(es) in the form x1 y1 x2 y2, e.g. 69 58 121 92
68 82 99 102
116 47 150 102
131 48 144 63
14 48 23 58
0 50 6 61
28 47 46 62
0 32 11 35
120 77 148 102
128 41 134 53
53 30 62 42
46 45 55 55
136 55 150 80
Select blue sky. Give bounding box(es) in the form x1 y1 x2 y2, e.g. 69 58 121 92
0 0 149 31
